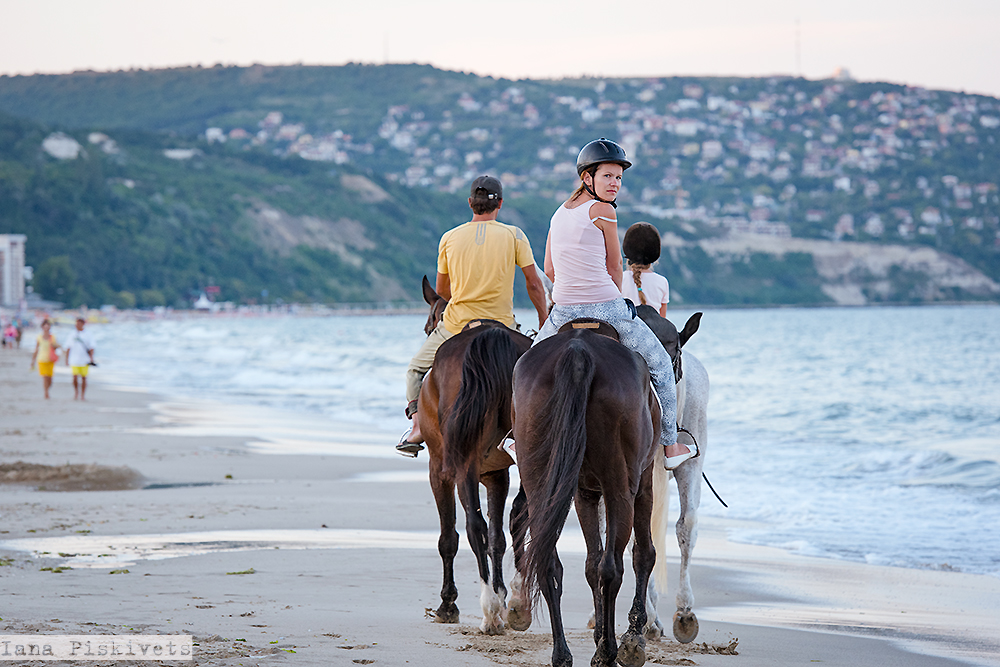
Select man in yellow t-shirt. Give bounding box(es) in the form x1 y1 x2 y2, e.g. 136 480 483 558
398 175 548 456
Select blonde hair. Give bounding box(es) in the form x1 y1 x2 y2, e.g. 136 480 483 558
629 262 651 305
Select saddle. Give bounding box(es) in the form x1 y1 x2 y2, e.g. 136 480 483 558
557 318 620 342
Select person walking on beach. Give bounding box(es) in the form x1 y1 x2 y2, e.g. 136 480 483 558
533 138 695 470
29 318 60 400
65 317 96 401
398 175 549 457
620 222 670 316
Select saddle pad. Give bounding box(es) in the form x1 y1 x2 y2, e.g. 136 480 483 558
557 318 620 341
461 318 506 332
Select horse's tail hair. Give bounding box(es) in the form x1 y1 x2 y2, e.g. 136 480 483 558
522 338 595 601
651 462 671 593
443 327 519 473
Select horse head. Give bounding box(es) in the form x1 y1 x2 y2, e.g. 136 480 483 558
422 275 447 336
635 306 702 383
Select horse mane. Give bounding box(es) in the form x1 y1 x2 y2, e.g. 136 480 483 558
520 336 596 600
442 326 520 473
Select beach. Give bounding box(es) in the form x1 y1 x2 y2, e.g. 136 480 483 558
2 344 999 667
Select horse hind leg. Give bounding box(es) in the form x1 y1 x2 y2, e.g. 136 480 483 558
506 485 532 632
618 471 656 667
429 469 460 624
457 472 505 635
479 470 510 635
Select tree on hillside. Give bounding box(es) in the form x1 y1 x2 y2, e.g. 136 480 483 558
32 255 77 304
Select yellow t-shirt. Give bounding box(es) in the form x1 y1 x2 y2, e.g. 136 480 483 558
438 220 536 334
36 334 58 362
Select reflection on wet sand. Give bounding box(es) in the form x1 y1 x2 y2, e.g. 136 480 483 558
0 527 588 569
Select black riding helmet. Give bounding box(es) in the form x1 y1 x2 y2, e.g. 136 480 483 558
576 138 632 175
622 222 661 265
576 138 632 208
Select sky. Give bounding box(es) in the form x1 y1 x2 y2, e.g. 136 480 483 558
2 0 999 97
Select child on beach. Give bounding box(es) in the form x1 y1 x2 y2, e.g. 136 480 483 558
29 319 60 399
620 222 670 316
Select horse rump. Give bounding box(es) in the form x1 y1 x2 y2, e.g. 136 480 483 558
515 336 596 601
442 325 521 473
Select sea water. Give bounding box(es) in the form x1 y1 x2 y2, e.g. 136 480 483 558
73 305 1000 577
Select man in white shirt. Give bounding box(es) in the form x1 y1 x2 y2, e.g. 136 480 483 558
65 317 96 400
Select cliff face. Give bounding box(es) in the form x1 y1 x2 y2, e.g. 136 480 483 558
688 234 1000 305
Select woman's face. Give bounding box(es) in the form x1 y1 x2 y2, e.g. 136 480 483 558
41 321 50 332
586 163 623 201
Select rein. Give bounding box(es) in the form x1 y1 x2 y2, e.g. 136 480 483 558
676 425 728 508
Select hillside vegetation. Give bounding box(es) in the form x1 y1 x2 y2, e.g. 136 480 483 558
1 64 998 307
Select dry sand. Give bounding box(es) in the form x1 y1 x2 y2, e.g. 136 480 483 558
2 345 999 667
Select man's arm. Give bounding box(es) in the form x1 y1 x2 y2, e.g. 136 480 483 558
435 272 452 301
522 265 548 329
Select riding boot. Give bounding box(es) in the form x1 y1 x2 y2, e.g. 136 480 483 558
396 399 425 457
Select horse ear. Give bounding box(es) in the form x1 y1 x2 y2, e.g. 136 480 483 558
679 312 702 348
422 275 439 305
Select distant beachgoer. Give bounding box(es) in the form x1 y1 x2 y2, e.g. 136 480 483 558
397 175 548 457
2 322 16 348
29 319 61 399
620 222 670 316
65 317 96 401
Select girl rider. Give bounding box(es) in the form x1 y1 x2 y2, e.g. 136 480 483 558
533 138 696 469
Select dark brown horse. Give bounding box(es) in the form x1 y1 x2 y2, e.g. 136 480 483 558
416 276 533 633
509 325 661 667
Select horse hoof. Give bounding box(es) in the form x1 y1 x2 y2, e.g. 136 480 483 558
434 603 460 624
643 617 664 641
672 610 699 644
506 601 532 631
616 632 646 667
480 618 505 635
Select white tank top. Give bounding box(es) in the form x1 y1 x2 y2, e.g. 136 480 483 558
549 201 622 305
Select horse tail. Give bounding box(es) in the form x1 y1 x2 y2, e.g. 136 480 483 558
443 326 520 473
651 463 671 593
522 338 596 599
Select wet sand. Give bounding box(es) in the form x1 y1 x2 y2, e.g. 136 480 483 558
2 346 999 666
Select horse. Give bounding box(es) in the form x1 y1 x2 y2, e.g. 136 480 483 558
509 322 661 667
415 276 534 634
635 306 708 644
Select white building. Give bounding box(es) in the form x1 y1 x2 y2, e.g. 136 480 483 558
0 234 27 306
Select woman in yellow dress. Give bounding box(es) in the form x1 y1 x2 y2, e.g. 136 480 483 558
30 319 61 399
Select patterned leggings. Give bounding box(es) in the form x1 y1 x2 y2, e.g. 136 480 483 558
533 297 677 448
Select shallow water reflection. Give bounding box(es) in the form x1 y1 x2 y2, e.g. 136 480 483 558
0 528 587 568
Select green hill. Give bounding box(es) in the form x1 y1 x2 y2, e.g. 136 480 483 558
2 64 998 307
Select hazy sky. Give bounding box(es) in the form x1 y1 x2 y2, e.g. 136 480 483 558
2 0 998 97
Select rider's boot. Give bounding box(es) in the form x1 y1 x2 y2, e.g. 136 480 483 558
396 399 425 457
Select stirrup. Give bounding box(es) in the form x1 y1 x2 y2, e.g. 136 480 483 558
397 430 424 458
664 442 697 470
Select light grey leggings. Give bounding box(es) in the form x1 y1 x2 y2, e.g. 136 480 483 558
533 297 677 449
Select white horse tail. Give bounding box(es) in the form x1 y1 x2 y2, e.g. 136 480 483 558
651 462 671 593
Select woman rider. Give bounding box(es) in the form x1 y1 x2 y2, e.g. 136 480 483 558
533 138 696 469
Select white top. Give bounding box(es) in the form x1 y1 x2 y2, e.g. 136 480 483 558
65 329 96 367
549 201 622 305
621 270 670 310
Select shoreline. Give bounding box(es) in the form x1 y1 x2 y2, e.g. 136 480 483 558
2 346 999 666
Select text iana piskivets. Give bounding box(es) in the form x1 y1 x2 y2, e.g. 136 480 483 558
0 635 193 660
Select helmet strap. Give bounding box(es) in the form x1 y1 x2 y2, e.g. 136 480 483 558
582 169 618 209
